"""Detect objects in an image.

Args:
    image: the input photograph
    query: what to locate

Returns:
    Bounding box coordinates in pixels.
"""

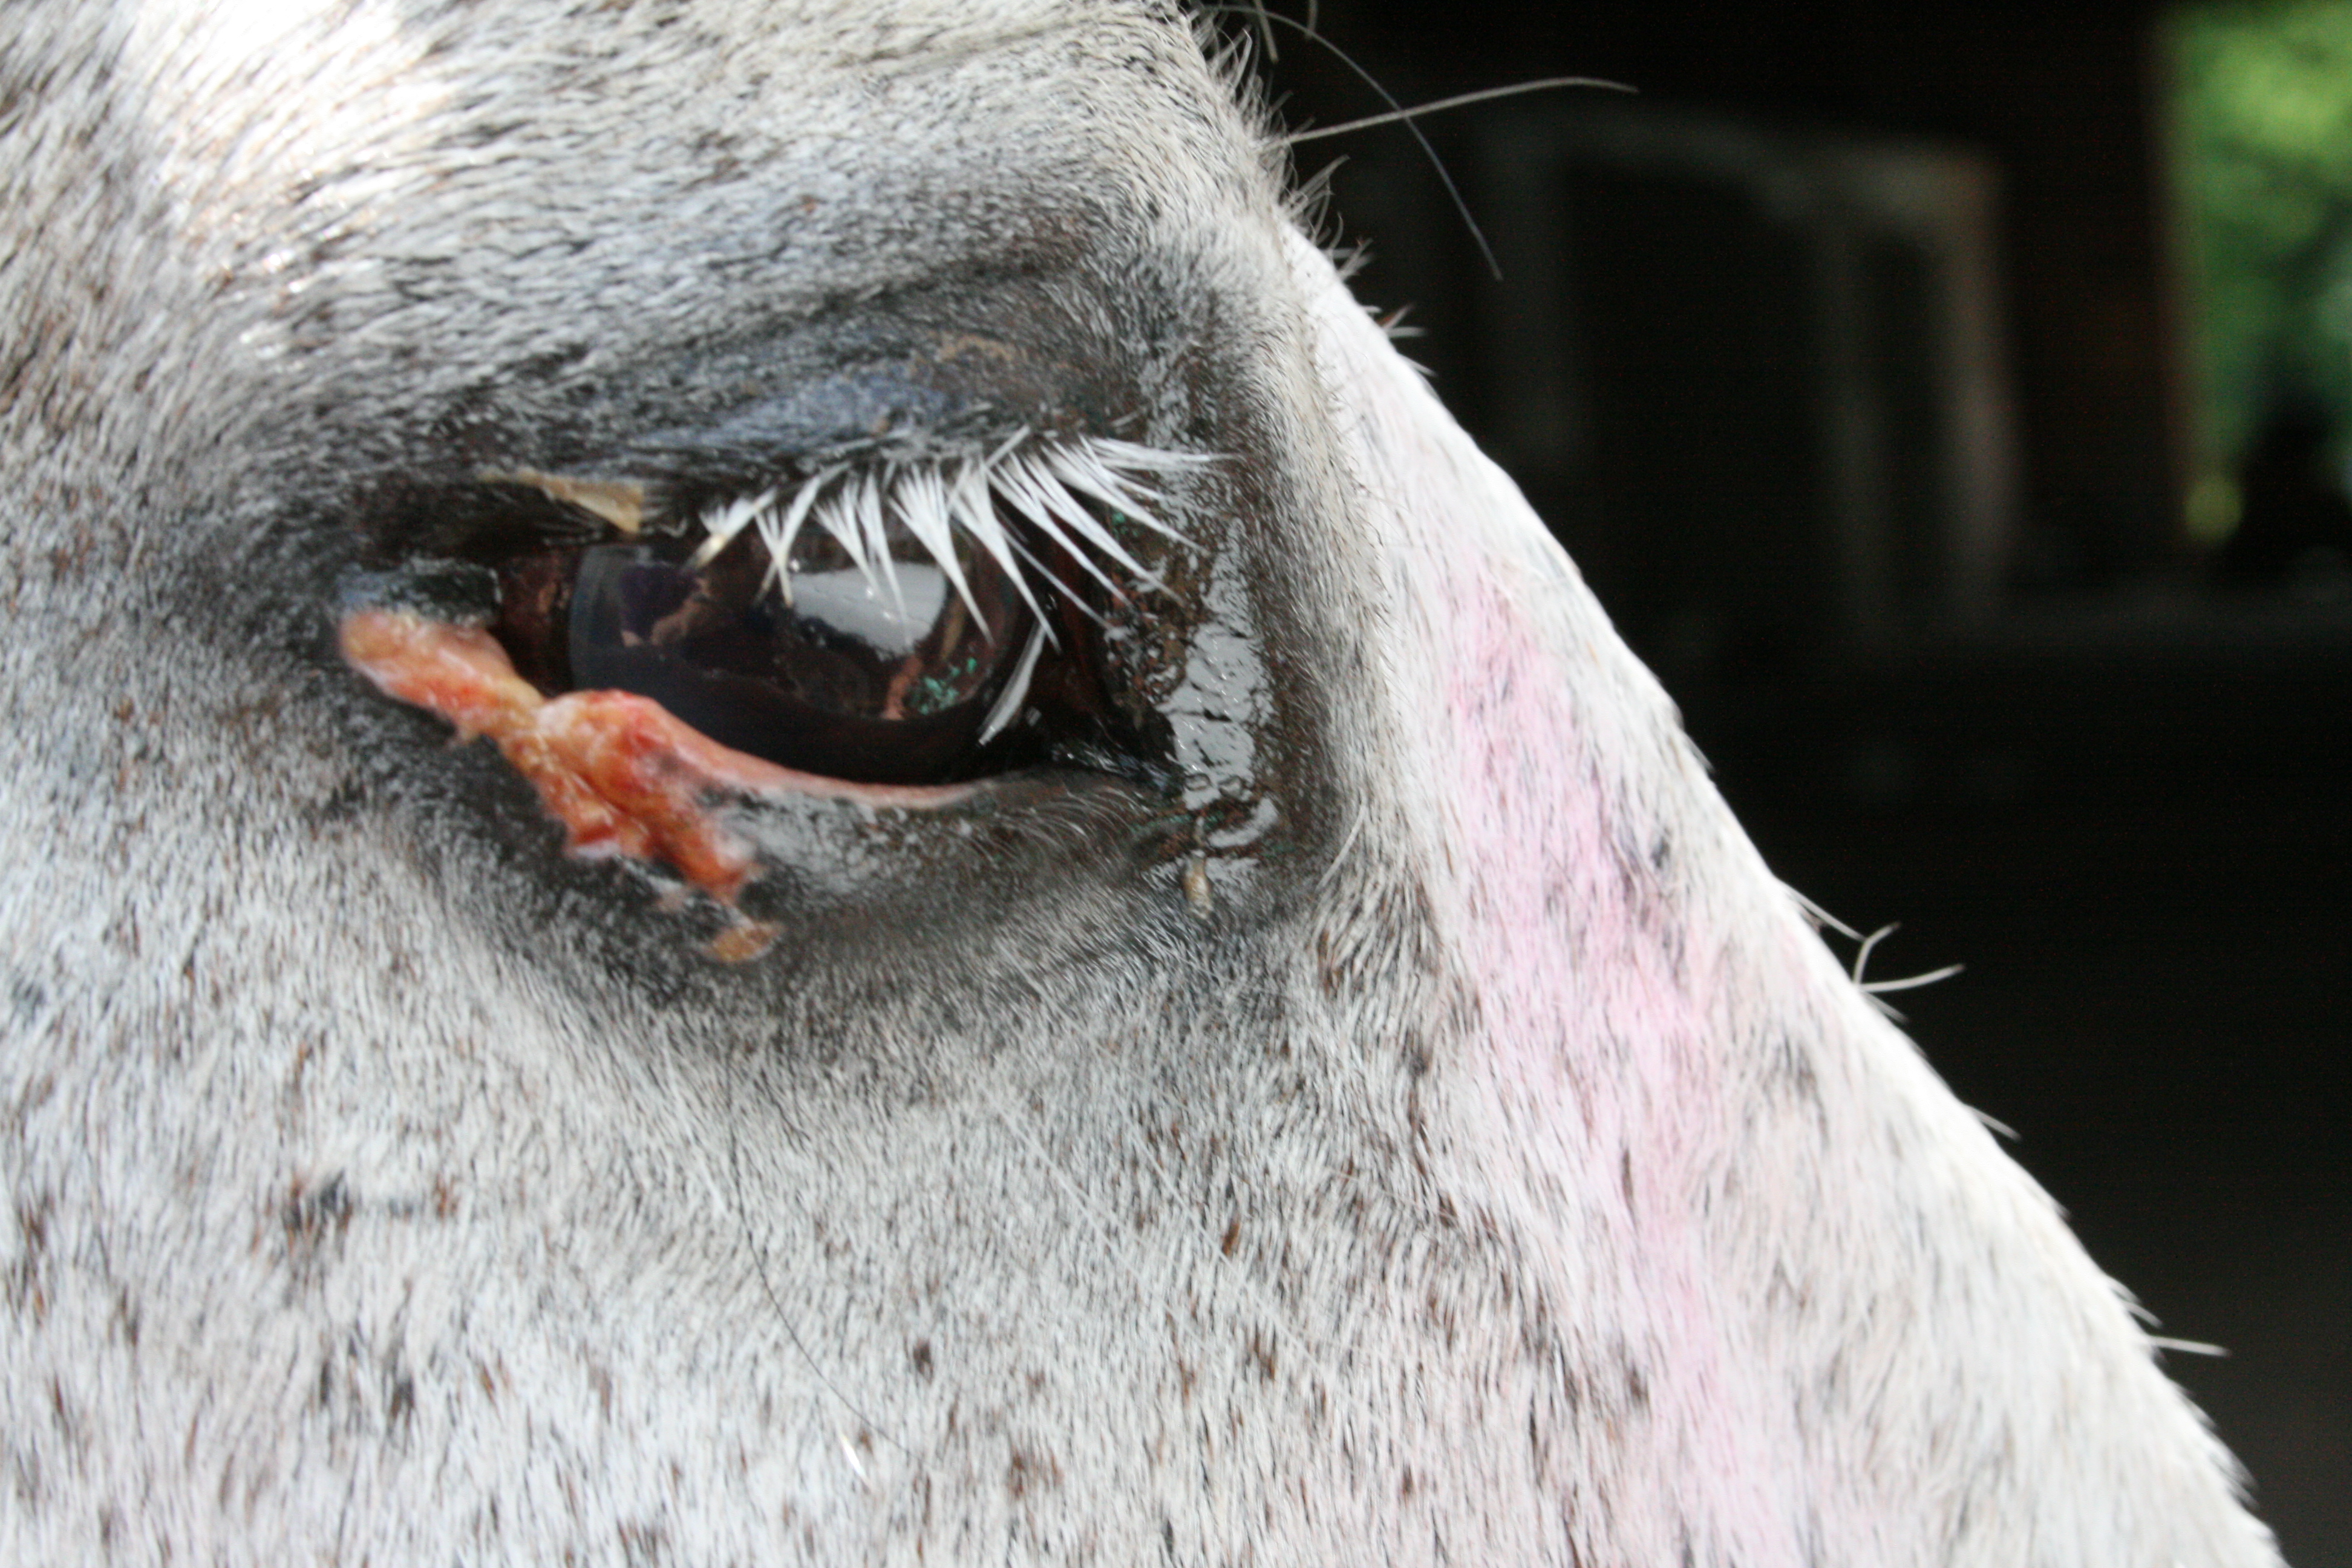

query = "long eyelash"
[684,433,1206,633]
[976,621,1051,745]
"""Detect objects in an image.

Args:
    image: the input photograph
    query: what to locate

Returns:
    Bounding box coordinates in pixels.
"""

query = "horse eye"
[385,437,1200,797]
[561,520,1037,786]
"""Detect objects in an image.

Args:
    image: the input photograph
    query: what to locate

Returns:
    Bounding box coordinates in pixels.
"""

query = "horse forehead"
[137,0,1148,88]
[74,0,1282,445]
[124,0,1236,226]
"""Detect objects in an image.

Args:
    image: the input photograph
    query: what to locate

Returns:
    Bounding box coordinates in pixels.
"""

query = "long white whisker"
[1007,533,1106,627]
[812,486,867,575]
[977,621,1049,745]
[864,466,910,620]
[855,469,899,612]
[948,455,1050,635]
[982,426,1031,472]
[1037,448,1174,588]
[1047,443,1161,523]
[893,465,984,625]
[1851,923,1897,987]
[689,434,1210,638]
[689,486,775,569]
[757,468,838,601]
[1086,435,1219,474]
[991,457,1128,597]
[1047,440,1192,541]
[1860,964,1965,996]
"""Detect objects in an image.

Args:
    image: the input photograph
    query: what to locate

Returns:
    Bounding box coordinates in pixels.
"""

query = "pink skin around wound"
[338,607,972,900]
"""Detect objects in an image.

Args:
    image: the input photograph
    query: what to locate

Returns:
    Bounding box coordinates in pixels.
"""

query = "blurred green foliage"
[2169,1,2352,535]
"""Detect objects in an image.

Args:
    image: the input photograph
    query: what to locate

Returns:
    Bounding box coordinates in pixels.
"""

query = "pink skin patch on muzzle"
[339,607,970,901]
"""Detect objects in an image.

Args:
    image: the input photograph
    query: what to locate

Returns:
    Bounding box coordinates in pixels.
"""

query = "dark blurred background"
[1241,2,2350,1558]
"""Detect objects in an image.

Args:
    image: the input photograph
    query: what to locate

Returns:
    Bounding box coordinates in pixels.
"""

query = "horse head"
[0,3,2282,1561]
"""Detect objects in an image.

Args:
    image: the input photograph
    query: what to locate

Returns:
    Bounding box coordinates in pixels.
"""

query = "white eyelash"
[684,432,1206,633]
[976,621,1050,745]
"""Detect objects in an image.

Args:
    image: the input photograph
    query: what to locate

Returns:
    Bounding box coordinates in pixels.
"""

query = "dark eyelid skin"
[341,269,1175,615]
[402,270,1158,523]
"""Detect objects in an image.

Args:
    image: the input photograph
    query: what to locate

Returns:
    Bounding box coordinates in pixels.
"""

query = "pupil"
[566,515,1026,785]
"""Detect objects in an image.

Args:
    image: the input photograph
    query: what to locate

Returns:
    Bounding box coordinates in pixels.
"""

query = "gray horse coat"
[0,2,2284,1563]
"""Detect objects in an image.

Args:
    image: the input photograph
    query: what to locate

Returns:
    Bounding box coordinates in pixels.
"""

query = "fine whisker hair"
[978,622,1051,745]
[1281,76,1635,145]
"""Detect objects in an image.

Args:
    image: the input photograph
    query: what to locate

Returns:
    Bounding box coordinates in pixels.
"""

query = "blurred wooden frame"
[1466,104,2022,655]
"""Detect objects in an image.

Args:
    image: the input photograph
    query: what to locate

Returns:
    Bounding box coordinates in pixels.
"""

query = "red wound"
[340,609,760,898]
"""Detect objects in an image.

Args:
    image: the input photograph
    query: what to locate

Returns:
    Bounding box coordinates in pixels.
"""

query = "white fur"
[0,2,2284,1563]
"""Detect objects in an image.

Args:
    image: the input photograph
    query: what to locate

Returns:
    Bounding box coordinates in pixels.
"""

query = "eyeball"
[461,436,1202,790]
[567,518,1034,786]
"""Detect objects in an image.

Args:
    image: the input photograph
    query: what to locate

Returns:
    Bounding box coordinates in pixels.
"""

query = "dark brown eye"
[567,518,1035,786]
[467,437,1200,789]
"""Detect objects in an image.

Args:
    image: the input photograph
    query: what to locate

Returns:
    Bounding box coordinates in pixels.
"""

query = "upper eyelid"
[413,281,1207,598]
[607,317,1129,477]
